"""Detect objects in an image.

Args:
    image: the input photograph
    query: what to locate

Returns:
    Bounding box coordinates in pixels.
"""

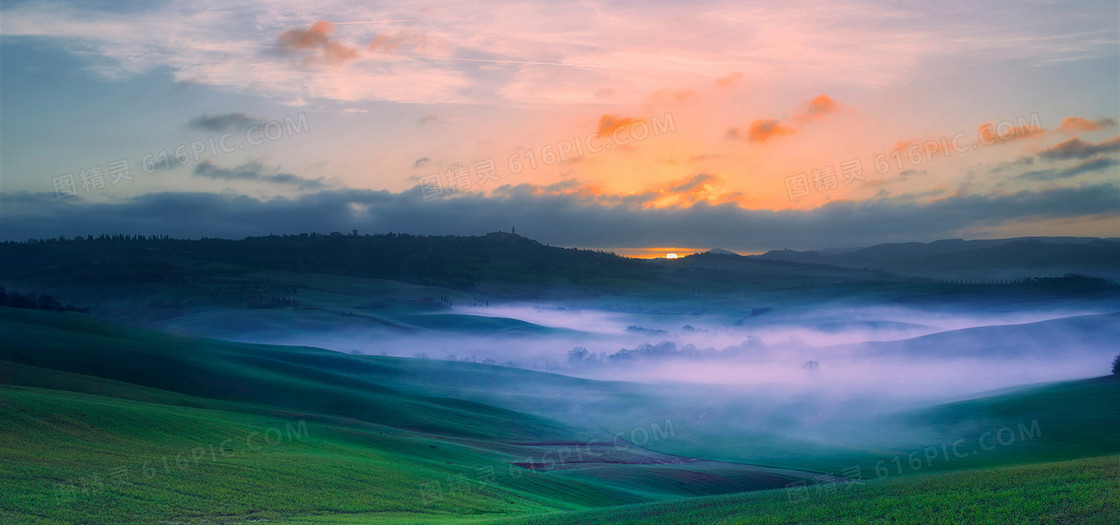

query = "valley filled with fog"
[187,295,1120,400]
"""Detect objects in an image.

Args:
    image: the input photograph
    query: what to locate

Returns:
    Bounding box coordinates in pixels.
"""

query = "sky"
[1,0,1117,256]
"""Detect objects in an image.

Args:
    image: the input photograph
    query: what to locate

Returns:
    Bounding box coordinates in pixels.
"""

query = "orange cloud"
[635,173,741,209]
[977,121,1044,144]
[796,94,838,121]
[731,95,837,142]
[747,118,794,142]
[597,114,637,137]
[276,21,357,64]
[1056,116,1117,134]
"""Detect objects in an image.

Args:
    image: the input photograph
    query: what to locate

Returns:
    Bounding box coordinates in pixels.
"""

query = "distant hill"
[6,234,1114,291]
[0,232,902,312]
[754,237,1120,280]
[704,248,740,256]
[828,311,1120,360]
[0,231,637,289]
[2,233,1116,337]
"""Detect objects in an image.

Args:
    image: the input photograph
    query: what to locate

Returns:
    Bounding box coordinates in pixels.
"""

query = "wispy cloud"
[988,133,1120,183]
[3,1,1114,105]
[1055,117,1117,134]
[1017,157,1119,182]
[194,160,326,189]
[188,112,268,132]
[1040,136,1120,161]
[368,30,440,54]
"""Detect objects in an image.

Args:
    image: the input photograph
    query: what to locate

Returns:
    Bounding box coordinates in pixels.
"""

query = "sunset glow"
[1,0,1117,252]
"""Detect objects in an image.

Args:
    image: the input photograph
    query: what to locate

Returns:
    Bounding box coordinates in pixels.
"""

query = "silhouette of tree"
[568,347,590,366]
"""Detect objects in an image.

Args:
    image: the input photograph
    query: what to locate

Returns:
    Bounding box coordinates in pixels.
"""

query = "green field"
[2,306,1118,523]
[485,454,1120,525]
[0,308,836,523]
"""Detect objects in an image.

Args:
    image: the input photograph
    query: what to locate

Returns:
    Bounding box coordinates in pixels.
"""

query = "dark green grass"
[484,454,1120,525]
[0,384,584,524]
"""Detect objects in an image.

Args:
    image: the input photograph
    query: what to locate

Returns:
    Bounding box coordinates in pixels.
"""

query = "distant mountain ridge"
[753,237,1120,280]
[1,233,1115,329]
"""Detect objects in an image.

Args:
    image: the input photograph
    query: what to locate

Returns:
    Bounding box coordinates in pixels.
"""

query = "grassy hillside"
[0,308,840,523]
[2,381,676,524]
[0,307,577,441]
[483,454,1120,525]
[3,306,1118,523]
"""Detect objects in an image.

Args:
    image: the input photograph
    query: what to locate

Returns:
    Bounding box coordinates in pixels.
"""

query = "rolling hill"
[3,306,1119,523]
[0,307,846,523]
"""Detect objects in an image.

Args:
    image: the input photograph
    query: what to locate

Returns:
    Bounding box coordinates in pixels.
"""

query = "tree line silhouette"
[0,287,89,313]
